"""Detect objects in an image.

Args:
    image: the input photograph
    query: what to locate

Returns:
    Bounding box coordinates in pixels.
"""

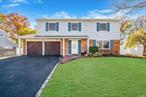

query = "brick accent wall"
[89,40,94,47]
[113,40,120,55]
[81,39,87,52]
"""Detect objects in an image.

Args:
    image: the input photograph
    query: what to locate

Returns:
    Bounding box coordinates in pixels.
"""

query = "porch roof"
[20,34,88,39]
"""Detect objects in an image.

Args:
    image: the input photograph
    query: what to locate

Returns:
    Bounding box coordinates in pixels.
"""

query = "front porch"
[19,35,89,56]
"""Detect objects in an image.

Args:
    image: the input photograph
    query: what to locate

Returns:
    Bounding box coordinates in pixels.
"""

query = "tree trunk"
[143,33,146,56]
[143,38,146,56]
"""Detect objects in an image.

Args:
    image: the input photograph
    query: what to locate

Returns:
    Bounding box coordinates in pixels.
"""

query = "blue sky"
[0,0,145,27]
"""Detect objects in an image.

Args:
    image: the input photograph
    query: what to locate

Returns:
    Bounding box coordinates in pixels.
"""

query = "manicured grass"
[41,57,146,97]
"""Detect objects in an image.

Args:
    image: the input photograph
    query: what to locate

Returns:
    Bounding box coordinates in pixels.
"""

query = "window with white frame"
[99,23,107,31]
[96,41,110,49]
[96,41,102,49]
[103,41,109,48]
[49,23,56,30]
[71,23,79,31]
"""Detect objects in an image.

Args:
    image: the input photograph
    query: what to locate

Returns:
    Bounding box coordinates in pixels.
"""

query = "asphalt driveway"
[0,56,60,97]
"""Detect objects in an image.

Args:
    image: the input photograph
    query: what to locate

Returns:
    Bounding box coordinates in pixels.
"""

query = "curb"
[0,55,18,60]
[35,58,61,97]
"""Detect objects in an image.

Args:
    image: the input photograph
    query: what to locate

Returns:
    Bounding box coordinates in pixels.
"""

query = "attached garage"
[45,42,60,55]
[27,41,42,56]
[26,41,60,56]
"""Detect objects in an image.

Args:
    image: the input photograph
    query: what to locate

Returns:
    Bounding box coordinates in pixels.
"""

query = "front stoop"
[61,55,81,64]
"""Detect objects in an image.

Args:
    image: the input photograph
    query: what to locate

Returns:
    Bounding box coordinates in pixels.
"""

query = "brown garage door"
[27,41,42,55]
[45,42,60,55]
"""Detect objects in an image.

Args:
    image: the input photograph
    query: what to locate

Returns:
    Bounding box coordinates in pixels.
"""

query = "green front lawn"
[41,57,146,97]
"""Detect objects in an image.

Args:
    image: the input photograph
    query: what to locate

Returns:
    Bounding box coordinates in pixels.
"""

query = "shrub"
[92,52,103,57]
[89,46,99,54]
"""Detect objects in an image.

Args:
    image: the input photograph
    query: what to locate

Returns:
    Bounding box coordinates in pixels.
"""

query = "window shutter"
[97,22,99,31]
[68,22,71,31]
[45,22,48,31]
[107,23,110,31]
[78,40,81,54]
[68,40,72,54]
[93,40,96,47]
[56,22,59,31]
[110,40,114,49]
[79,22,81,31]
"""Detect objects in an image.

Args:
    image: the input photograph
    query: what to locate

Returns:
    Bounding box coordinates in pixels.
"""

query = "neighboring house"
[19,19,120,56]
[0,29,17,49]
[120,35,144,56]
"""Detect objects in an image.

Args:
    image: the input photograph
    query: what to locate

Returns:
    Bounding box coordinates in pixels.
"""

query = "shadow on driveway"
[0,56,60,97]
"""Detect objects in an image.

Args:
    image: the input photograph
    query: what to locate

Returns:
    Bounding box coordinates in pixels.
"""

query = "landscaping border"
[35,58,61,97]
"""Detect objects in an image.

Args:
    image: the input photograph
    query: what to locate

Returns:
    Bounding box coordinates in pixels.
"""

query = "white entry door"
[71,40,78,54]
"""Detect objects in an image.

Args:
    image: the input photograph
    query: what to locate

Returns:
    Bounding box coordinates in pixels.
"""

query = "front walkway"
[61,55,81,64]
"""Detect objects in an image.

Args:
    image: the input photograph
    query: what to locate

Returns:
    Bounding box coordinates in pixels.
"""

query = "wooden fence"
[0,49,16,57]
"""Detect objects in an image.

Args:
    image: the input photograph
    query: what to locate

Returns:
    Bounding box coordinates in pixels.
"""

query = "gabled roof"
[36,18,120,22]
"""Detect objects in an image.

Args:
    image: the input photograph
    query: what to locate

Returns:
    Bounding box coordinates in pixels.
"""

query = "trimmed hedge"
[89,46,99,54]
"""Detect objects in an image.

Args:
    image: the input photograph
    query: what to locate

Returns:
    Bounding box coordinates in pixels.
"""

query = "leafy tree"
[114,0,146,55]
[19,28,37,36]
[126,16,146,55]
[0,13,30,38]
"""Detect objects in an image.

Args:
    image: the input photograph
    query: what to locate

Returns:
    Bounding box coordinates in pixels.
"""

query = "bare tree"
[114,0,146,11]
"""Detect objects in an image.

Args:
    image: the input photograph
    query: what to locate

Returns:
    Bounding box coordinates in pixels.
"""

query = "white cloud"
[98,9,113,13]
[11,0,28,4]
[3,3,20,8]
[42,11,77,19]
[1,0,44,8]
[41,9,141,20]
[82,10,110,19]
[35,0,43,3]
[112,9,131,18]
[82,9,132,19]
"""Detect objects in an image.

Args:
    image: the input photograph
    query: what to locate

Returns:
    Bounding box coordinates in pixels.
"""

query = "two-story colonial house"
[19,19,120,56]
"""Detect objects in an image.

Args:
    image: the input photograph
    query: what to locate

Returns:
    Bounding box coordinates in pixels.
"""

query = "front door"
[71,40,78,54]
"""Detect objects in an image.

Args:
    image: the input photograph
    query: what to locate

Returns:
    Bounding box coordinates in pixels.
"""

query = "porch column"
[87,38,89,54]
[18,37,21,56]
[42,40,45,56]
[63,38,65,56]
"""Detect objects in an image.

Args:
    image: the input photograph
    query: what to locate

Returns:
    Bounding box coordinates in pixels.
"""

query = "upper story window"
[99,23,107,31]
[97,22,110,31]
[49,23,56,30]
[46,22,59,31]
[72,23,79,31]
[68,22,81,31]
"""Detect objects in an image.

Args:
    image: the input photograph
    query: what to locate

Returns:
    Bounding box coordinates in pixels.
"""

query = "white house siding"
[36,19,120,41]
[0,29,17,49]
